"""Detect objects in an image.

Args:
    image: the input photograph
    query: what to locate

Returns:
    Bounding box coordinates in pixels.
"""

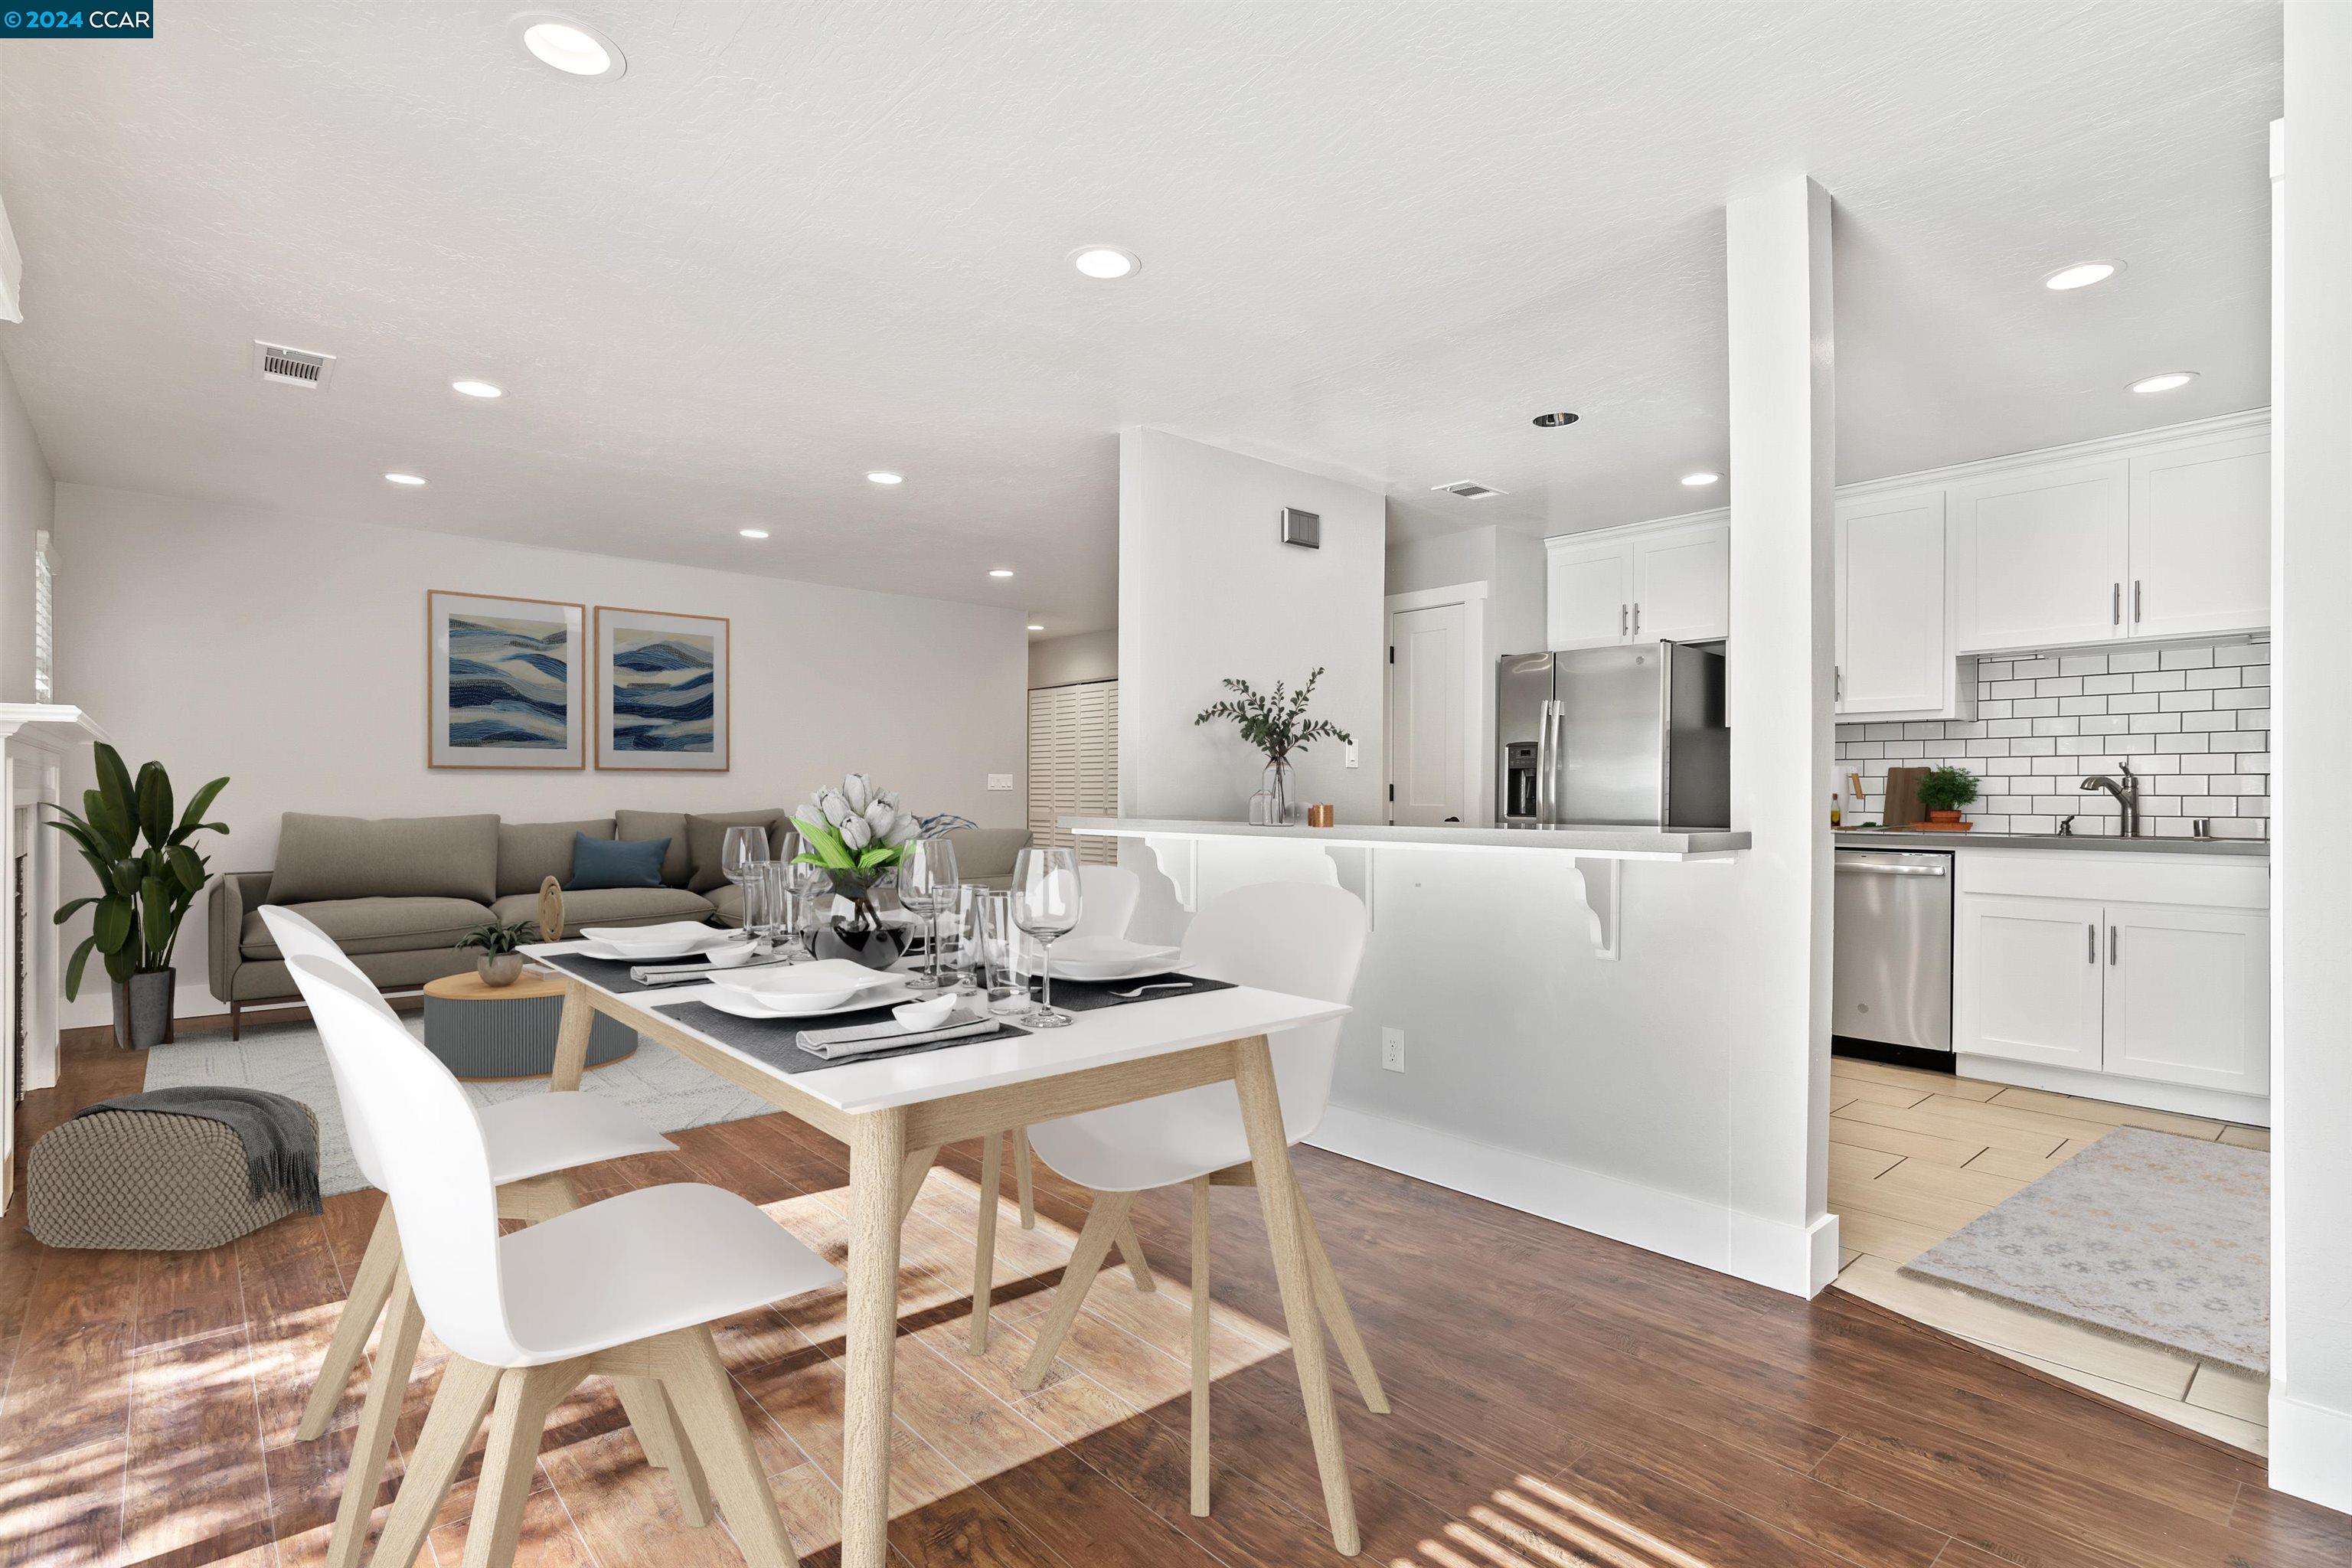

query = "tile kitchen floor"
[1828,1055,2272,1455]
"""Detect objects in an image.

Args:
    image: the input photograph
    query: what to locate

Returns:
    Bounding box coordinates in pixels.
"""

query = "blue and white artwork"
[428,593,586,769]
[596,607,730,771]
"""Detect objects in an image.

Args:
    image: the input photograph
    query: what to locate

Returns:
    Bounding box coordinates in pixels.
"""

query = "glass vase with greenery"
[1193,667,1354,824]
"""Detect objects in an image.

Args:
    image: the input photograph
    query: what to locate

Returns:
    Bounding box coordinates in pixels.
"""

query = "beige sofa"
[209,809,1028,1036]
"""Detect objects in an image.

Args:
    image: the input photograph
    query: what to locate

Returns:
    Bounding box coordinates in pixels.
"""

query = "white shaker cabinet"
[1544,518,1728,649]
[1836,488,1949,717]
[1955,894,2108,1071]
[2102,903,2269,1096]
[2127,431,2271,640]
[1949,459,2130,653]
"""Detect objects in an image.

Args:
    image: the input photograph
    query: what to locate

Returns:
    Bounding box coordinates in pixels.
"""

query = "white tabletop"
[521,940,1348,1115]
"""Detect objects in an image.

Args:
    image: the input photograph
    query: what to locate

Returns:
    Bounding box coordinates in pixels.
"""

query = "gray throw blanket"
[74,1086,322,1214]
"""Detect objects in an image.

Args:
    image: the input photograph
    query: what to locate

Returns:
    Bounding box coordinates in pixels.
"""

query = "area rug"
[142,1015,779,1198]
[1903,1126,2269,1373]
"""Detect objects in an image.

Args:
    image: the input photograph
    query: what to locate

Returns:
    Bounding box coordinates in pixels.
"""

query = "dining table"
[518,936,1365,1566]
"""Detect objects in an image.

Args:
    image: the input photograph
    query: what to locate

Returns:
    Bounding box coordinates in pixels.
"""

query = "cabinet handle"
[2112,583,2122,626]
[2109,925,2118,965]
[1633,603,1642,638]
[2088,923,2097,962]
[1835,665,1843,701]
[2135,580,2143,623]
[1620,604,1628,638]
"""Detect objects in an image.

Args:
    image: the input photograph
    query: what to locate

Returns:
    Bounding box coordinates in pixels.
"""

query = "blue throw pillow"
[567,833,669,890]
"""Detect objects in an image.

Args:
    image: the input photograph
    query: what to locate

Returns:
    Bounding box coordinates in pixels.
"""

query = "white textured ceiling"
[0,2,2279,634]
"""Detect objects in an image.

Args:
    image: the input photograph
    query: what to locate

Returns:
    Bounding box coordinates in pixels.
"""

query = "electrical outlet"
[986,774,1014,791]
[1380,1027,1405,1073]
[1345,741,1360,769]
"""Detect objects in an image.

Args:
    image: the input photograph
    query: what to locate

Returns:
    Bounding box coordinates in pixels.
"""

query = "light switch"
[986,774,1015,791]
[1344,742,1360,769]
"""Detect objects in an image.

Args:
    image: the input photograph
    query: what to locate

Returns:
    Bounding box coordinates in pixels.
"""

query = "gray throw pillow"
[266,812,499,905]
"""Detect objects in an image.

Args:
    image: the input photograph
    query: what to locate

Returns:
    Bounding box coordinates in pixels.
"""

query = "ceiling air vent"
[253,340,336,390]
[1431,480,1507,500]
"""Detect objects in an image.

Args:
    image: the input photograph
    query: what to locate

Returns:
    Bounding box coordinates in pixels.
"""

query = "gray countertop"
[1835,828,2267,858]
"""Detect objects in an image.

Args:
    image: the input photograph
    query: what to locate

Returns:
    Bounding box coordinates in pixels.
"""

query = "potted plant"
[792,773,923,969]
[1193,667,1354,825]
[47,744,230,1050]
[1916,766,1980,827]
[456,919,541,986]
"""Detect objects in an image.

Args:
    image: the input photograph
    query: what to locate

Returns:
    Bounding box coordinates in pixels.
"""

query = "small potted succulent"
[1916,766,1980,828]
[792,773,923,969]
[456,918,540,986]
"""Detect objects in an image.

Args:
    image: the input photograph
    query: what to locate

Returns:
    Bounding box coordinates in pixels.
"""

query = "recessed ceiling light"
[1027,623,1045,632]
[2043,260,2124,291]
[1681,471,1721,487]
[1531,412,1579,428]
[384,472,426,486]
[451,378,503,399]
[1069,245,1141,280]
[988,569,1015,579]
[739,528,769,539]
[2130,371,2198,394]
[867,471,903,485]
[518,15,626,79]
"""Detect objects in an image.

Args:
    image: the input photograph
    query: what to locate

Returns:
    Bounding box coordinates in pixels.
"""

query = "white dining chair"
[969,862,1151,1352]
[1013,880,1387,1519]
[260,907,678,1568]
[292,954,839,1568]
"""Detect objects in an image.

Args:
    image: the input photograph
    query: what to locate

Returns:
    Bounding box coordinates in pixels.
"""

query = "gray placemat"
[1029,972,1236,1012]
[648,997,1031,1076]
[537,947,753,995]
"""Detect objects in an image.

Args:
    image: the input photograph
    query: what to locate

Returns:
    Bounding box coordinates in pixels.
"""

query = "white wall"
[2269,3,2352,1510]
[0,351,50,702]
[1117,428,1385,823]
[1385,521,1545,656]
[1027,629,1117,689]
[52,483,1029,1026]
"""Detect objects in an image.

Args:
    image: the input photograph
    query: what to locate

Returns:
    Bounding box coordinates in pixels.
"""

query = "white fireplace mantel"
[2,703,107,1210]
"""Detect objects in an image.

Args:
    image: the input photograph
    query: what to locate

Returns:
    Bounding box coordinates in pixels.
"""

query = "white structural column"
[1724,175,1839,1295]
[2270,3,2352,1511]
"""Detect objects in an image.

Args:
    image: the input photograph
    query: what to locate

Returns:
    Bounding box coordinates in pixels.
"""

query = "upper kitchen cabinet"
[1949,458,2131,652]
[1836,486,1950,717]
[2127,430,2270,639]
[1545,515,1728,650]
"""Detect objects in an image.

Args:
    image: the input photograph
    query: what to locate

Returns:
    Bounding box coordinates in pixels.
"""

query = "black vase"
[111,969,175,1050]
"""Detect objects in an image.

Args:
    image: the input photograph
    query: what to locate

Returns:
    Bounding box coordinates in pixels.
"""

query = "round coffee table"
[420,969,637,1081]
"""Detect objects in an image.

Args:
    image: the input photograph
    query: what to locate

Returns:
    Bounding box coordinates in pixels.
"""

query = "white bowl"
[891,995,958,1031]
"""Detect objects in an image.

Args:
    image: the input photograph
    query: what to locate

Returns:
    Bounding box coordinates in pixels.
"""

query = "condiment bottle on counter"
[1830,792,1843,828]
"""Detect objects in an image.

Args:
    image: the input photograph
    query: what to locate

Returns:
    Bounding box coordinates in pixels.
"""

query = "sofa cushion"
[242,897,495,961]
[494,887,712,929]
[614,810,692,887]
[567,834,669,890]
[497,818,616,896]
[945,828,1029,888]
[684,810,789,893]
[268,813,499,905]
[706,881,745,929]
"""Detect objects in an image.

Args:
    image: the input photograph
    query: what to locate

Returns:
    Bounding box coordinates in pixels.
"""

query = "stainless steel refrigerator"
[1496,644,1730,828]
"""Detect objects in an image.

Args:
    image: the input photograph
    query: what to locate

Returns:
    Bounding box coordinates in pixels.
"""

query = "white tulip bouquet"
[792,773,922,899]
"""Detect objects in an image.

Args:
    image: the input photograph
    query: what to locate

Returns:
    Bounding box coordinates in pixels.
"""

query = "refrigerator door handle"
[1537,697,1560,825]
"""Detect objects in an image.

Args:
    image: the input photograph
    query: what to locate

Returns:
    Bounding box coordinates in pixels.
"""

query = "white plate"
[578,923,739,962]
[710,960,900,1009]
[1048,936,1186,982]
[696,978,911,1021]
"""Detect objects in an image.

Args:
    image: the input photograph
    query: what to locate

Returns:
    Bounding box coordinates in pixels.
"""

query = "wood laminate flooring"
[4,1037,2344,1568]
[1828,1056,2272,1457]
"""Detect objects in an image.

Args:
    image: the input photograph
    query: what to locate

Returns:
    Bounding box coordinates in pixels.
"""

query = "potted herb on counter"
[1916,766,1980,830]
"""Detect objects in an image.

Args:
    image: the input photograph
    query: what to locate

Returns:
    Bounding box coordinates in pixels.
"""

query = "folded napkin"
[798,1009,1002,1060]
[629,955,792,986]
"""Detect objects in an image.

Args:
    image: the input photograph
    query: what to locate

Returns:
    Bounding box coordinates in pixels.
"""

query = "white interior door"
[1387,601,1469,826]
[1955,893,2107,1069]
[2103,903,2270,1096]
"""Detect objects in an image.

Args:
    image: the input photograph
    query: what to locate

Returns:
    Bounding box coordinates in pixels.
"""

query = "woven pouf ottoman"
[421,969,637,1080]
[28,1101,321,1250]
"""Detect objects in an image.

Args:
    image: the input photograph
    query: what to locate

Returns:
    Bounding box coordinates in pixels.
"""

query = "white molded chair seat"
[497,1183,840,1364]
[479,1093,675,1184]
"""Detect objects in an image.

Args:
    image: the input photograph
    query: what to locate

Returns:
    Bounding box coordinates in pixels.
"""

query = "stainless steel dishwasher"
[1833,848,1954,1059]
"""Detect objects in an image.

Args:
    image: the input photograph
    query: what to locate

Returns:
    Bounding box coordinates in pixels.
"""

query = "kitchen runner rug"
[1902,1125,2269,1373]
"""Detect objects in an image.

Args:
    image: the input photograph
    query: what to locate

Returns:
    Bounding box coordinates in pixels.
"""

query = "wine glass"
[1010,847,1083,1029]
[897,838,962,995]
[720,825,771,939]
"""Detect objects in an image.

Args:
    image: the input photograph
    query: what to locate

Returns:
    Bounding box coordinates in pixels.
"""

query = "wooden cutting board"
[1882,766,1928,830]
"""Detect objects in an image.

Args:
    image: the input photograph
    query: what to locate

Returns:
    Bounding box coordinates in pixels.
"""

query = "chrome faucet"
[2079,763,2141,838]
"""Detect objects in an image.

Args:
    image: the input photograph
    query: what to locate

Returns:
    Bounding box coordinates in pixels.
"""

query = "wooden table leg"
[1013,1126,1036,1228]
[1232,1035,1359,1556]
[550,978,595,1093]
[897,1144,942,1227]
[970,1132,1003,1354]
[1190,1174,1212,1517]
[841,1106,909,1568]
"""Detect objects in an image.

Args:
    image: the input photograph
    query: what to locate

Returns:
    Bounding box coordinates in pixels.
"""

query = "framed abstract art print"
[426,591,586,769]
[594,605,730,771]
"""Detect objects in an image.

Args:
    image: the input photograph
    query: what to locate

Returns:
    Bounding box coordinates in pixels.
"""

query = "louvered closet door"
[1026,681,1119,862]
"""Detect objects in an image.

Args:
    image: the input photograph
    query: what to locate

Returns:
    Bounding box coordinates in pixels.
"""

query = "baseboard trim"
[1955,1054,2269,1128]
[1308,1103,1831,1298]
[2267,1392,2352,1514]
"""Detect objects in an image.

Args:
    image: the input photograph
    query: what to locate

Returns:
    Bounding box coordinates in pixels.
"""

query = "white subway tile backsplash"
[1835,636,2269,833]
